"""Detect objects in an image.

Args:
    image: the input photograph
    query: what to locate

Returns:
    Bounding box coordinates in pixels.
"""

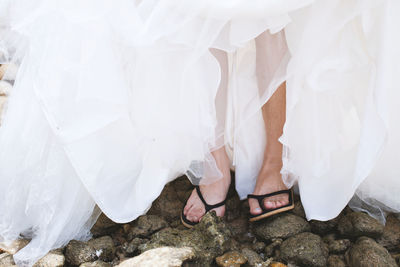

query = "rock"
[309,215,341,235]
[254,214,310,241]
[65,240,97,266]
[251,241,265,253]
[88,236,116,262]
[91,213,119,237]
[33,249,65,267]
[291,202,306,219]
[327,239,351,254]
[264,239,282,257]
[80,260,111,267]
[0,253,15,266]
[116,247,194,267]
[377,214,400,251]
[215,251,247,267]
[0,239,29,254]
[240,247,270,267]
[170,176,193,204]
[140,212,234,266]
[66,236,115,266]
[280,232,328,267]
[147,182,184,222]
[345,237,397,267]
[128,215,168,239]
[121,238,147,257]
[0,81,12,96]
[338,212,384,239]
[225,194,242,222]
[226,217,250,243]
[327,255,346,267]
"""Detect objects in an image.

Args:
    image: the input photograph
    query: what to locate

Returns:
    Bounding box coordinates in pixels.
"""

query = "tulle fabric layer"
[282,0,400,222]
[0,0,313,266]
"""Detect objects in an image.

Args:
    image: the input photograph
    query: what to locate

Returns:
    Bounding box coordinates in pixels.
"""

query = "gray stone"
[251,241,266,253]
[215,251,247,267]
[240,247,267,267]
[328,238,351,254]
[254,214,310,241]
[65,240,97,266]
[116,247,194,267]
[66,236,115,266]
[338,212,384,239]
[88,236,115,262]
[377,214,400,251]
[280,232,328,267]
[345,237,397,267]
[122,238,147,256]
[139,212,234,266]
[327,255,346,267]
[128,215,168,239]
[264,239,282,257]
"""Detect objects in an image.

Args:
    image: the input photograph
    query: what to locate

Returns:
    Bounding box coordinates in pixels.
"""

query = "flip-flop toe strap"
[247,189,293,212]
[195,186,226,212]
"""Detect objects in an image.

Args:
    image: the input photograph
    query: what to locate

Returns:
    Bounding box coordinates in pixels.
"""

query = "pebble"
[216,251,247,267]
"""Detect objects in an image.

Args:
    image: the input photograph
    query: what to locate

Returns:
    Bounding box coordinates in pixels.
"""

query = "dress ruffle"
[281,0,400,222]
[0,0,312,266]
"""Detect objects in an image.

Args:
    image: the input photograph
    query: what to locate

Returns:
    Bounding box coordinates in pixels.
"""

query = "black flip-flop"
[247,188,294,222]
[181,185,227,228]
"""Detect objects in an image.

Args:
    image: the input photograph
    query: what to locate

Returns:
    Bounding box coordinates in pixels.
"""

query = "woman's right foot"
[182,148,231,224]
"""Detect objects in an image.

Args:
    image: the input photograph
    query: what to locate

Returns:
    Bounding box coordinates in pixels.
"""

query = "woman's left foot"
[248,166,289,216]
[182,171,231,225]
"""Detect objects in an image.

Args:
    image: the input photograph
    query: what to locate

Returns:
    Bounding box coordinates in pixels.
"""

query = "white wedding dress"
[0,0,399,266]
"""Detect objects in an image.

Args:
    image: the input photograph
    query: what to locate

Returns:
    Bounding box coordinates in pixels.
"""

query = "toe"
[187,205,204,222]
[276,200,284,208]
[183,203,192,215]
[264,200,276,210]
[249,198,262,215]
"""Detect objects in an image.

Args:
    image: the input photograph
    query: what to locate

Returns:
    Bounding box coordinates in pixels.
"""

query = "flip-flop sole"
[249,203,295,222]
[180,212,196,228]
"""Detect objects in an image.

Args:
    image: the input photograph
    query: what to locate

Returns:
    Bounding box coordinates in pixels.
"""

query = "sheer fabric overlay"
[0,0,312,266]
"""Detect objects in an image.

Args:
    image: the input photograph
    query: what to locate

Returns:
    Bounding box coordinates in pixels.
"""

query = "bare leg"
[183,49,231,223]
[248,31,289,215]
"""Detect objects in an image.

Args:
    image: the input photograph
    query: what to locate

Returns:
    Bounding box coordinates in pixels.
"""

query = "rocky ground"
[1,175,400,267]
